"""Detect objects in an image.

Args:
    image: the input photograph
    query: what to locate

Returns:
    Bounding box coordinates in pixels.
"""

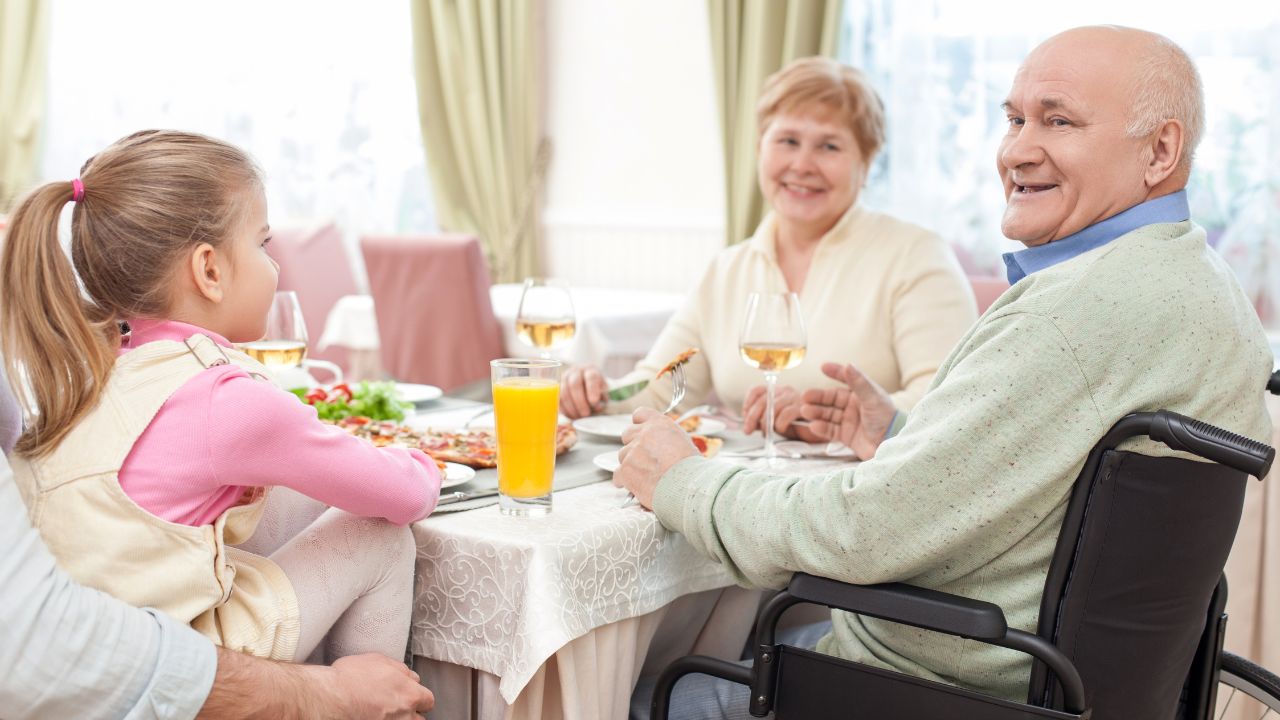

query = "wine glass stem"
[764,371,778,460]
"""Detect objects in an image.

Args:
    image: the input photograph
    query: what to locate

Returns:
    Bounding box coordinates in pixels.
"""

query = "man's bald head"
[1039,26,1204,173]
[998,26,1200,246]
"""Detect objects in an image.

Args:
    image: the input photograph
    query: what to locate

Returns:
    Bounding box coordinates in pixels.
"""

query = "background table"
[319,284,685,381]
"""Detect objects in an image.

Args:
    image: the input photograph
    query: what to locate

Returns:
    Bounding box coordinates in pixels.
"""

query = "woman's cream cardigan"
[607,203,978,414]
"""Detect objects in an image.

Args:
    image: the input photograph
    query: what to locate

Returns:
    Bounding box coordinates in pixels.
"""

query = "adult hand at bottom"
[326,654,436,719]
[615,407,699,509]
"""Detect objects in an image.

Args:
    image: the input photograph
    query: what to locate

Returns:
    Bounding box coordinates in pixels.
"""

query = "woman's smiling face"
[757,109,866,237]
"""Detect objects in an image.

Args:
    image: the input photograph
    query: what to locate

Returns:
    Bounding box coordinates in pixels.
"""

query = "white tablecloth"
[405,401,851,718]
[319,285,685,379]
[413,585,763,720]
[317,293,380,351]
[411,480,740,704]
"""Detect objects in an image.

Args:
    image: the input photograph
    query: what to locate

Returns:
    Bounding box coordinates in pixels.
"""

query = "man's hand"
[560,365,608,419]
[325,654,436,719]
[800,362,897,460]
[615,407,699,509]
[200,649,434,720]
[741,384,822,442]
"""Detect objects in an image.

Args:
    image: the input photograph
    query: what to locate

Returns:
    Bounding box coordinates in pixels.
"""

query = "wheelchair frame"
[651,406,1277,719]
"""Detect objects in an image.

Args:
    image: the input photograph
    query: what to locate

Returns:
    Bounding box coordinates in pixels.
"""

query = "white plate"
[440,462,476,489]
[683,418,726,436]
[572,414,727,439]
[593,451,621,473]
[397,383,443,404]
[572,414,633,440]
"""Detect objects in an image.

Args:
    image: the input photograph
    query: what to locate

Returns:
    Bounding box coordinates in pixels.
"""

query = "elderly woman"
[560,57,976,436]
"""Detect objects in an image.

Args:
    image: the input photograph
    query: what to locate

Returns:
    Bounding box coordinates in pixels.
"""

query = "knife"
[437,489,500,506]
[607,379,649,402]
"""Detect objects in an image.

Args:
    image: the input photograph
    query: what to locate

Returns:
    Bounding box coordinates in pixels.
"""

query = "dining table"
[404,399,852,720]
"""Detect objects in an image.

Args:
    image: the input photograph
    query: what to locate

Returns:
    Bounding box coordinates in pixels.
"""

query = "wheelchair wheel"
[1216,652,1280,718]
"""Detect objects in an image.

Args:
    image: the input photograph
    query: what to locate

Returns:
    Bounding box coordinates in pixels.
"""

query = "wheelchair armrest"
[782,573,1008,640]
[758,574,1088,714]
[1148,410,1273,479]
[650,655,752,720]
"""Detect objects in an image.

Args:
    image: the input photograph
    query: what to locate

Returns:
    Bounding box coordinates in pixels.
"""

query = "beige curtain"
[409,0,546,283]
[0,0,49,212]
[709,0,842,246]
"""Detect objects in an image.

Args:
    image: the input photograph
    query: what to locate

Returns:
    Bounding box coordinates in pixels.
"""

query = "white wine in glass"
[239,290,343,387]
[516,278,576,359]
[740,343,807,372]
[240,339,307,367]
[739,292,806,464]
[240,291,310,369]
[516,318,577,349]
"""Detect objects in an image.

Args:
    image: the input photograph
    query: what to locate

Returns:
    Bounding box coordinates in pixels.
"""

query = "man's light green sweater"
[653,220,1273,699]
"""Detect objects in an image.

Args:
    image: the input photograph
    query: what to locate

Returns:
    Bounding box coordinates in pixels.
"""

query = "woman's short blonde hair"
[756,56,886,162]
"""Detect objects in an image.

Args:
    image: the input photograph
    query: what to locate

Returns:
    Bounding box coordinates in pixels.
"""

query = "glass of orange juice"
[491,358,562,516]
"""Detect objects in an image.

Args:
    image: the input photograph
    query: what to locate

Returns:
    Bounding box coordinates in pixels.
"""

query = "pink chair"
[360,234,505,391]
[267,223,360,375]
[968,275,1011,314]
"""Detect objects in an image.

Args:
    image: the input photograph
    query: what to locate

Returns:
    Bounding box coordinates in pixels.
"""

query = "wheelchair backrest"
[1029,448,1248,719]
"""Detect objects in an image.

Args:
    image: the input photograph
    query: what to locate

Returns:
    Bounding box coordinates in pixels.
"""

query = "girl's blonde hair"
[0,129,262,457]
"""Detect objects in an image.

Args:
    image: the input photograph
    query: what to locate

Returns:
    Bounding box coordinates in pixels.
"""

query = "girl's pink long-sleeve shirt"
[117,319,440,526]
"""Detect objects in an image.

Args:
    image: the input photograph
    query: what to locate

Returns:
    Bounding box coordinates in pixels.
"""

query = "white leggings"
[236,488,417,663]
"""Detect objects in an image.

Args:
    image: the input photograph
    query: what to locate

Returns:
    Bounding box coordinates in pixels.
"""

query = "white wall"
[542,0,726,293]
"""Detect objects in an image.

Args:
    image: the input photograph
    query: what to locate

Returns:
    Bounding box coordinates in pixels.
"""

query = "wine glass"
[739,292,806,464]
[515,278,576,360]
[239,290,342,387]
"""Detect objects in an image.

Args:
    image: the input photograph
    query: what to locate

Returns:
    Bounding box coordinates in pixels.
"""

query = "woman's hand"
[559,365,608,419]
[741,384,822,442]
[615,407,699,509]
[800,362,897,460]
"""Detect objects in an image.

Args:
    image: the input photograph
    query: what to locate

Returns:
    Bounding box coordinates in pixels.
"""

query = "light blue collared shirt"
[0,452,218,719]
[1002,190,1190,285]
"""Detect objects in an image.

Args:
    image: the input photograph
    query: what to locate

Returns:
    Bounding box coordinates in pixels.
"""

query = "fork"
[620,364,688,508]
[662,363,688,416]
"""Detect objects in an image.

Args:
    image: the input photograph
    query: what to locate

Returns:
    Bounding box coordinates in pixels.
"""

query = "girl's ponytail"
[1,181,118,457]
[1,130,261,458]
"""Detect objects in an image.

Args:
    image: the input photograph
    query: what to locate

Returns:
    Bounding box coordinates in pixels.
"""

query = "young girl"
[0,130,441,663]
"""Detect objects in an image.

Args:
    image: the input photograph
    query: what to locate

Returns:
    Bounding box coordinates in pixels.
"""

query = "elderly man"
[618,25,1272,716]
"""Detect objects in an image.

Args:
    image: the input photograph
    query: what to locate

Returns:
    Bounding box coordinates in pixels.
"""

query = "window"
[840,0,1280,324]
[41,0,436,268]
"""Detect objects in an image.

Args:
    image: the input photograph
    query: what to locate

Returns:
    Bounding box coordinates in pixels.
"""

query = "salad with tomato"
[289,381,411,422]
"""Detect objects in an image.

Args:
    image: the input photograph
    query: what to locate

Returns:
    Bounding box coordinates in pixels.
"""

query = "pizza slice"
[667,412,701,433]
[555,423,579,455]
[418,429,498,469]
[690,434,723,458]
[415,424,578,469]
[656,347,699,379]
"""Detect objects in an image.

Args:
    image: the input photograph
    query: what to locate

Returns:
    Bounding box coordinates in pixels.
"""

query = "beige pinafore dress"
[10,334,300,660]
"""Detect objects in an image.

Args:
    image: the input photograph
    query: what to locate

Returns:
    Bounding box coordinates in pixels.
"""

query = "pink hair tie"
[71,178,85,203]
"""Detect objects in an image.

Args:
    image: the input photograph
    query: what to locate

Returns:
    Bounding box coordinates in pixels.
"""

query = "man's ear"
[188,243,225,304]
[1145,118,1186,188]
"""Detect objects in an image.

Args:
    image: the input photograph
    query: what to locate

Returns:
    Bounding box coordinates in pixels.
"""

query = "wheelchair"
[652,373,1280,719]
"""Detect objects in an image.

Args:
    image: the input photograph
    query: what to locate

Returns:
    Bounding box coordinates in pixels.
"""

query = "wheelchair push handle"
[1149,410,1274,479]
